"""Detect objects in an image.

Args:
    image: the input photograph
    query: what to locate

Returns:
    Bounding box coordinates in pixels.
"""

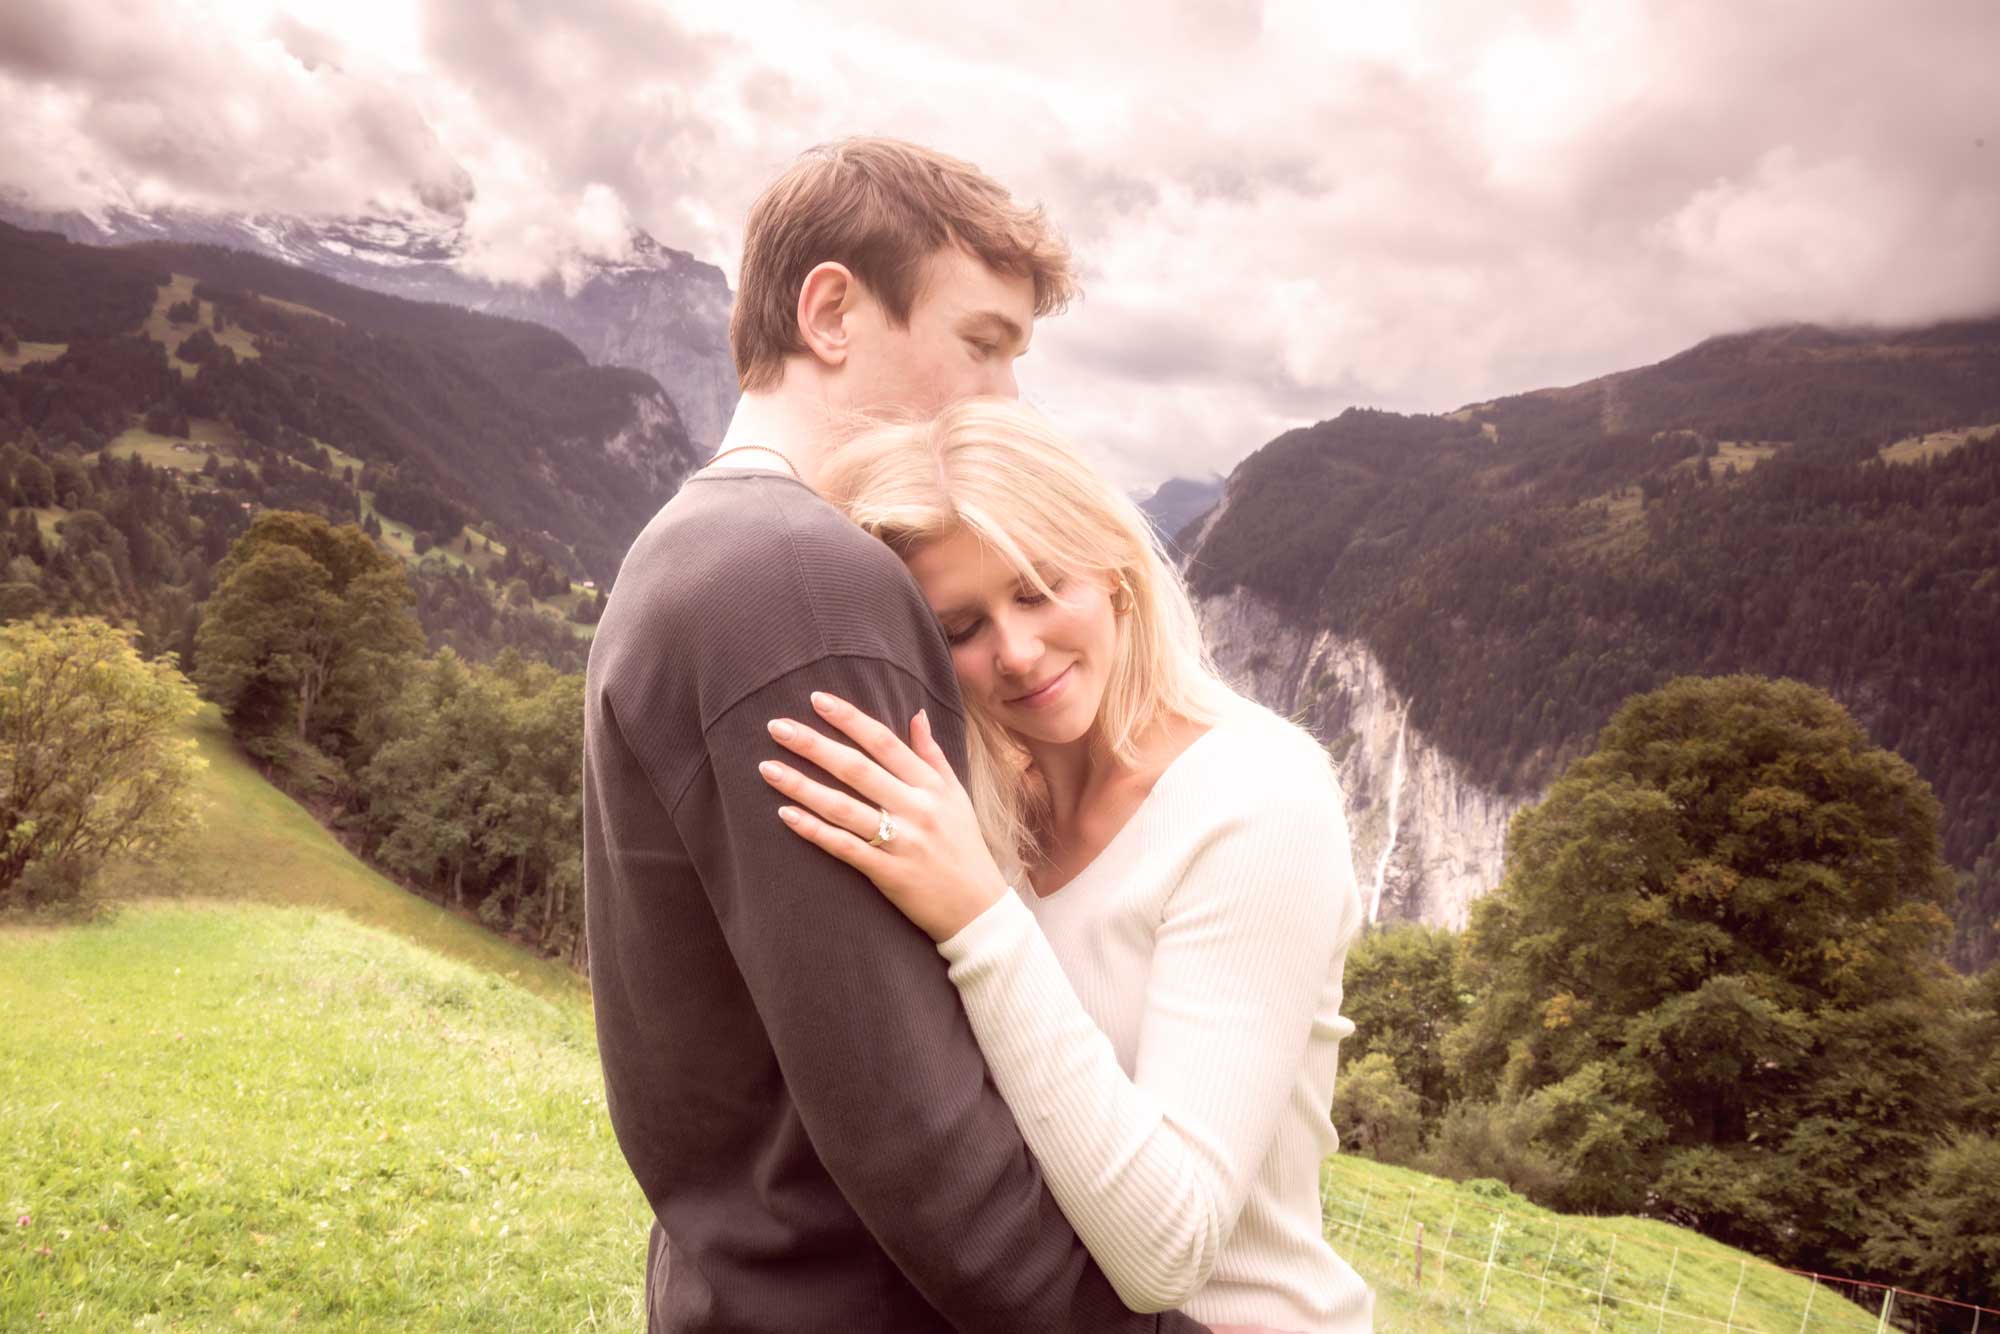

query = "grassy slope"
[1321,1157,1883,1331]
[0,903,647,1330]
[40,269,600,633]
[91,705,585,1004]
[1,710,1895,1330]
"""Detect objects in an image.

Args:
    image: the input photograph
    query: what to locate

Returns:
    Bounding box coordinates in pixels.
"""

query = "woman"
[755,397,1374,1333]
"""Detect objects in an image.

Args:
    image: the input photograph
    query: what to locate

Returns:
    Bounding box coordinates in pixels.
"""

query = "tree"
[1331,1052,1423,1164]
[360,650,501,907]
[176,328,219,367]
[16,456,54,507]
[0,617,205,905]
[1447,675,1959,1271]
[1954,837,2000,972]
[193,511,423,756]
[1341,923,1469,1122]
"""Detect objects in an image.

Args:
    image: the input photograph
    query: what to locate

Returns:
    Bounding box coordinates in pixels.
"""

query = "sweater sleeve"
[937,750,1360,1312]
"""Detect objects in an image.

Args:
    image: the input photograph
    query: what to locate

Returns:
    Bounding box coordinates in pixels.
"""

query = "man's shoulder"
[590,475,955,725]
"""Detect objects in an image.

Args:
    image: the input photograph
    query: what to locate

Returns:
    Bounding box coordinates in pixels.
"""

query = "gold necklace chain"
[706,445,803,482]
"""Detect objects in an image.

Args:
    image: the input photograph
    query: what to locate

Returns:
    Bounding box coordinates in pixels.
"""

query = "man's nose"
[990,360,1019,400]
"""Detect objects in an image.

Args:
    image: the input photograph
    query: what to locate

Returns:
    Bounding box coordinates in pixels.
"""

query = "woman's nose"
[993,615,1041,675]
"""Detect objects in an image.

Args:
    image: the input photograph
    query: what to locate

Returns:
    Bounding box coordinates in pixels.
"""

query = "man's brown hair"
[730,137,1078,392]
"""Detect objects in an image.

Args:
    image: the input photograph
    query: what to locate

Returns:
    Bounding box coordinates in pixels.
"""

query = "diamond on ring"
[868,808,898,847]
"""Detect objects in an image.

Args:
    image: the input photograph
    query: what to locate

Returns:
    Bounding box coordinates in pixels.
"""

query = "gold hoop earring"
[1110,579,1134,615]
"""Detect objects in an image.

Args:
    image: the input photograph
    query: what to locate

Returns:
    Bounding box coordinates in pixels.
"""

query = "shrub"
[0,617,205,907]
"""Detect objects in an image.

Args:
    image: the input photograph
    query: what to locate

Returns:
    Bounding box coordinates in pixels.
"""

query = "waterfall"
[1368,708,1409,922]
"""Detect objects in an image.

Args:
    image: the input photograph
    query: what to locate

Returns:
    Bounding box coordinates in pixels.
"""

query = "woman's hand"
[760,691,1010,943]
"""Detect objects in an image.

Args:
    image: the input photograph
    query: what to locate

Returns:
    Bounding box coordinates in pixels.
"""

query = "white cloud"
[3,0,1996,490]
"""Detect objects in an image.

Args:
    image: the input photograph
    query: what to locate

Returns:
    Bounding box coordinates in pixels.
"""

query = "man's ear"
[797,261,858,368]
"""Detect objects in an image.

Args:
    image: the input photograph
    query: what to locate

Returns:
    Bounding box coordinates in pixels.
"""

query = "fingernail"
[778,806,801,825]
[759,761,782,780]
[917,708,929,729]
[768,719,793,740]
[811,691,834,713]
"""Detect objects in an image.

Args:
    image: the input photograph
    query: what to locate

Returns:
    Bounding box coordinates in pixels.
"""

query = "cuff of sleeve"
[936,887,1034,973]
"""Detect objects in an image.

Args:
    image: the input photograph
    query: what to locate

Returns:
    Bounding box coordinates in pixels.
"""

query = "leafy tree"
[176,328,219,367]
[0,617,204,905]
[1341,923,1469,1121]
[0,582,45,621]
[1954,838,2000,972]
[360,650,500,906]
[1865,1131,2000,1308]
[16,455,54,507]
[193,511,422,754]
[1331,1052,1423,1164]
[1447,675,1959,1272]
[1418,1099,1570,1200]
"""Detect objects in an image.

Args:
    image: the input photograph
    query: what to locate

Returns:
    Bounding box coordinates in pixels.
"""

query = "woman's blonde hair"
[817,397,1237,880]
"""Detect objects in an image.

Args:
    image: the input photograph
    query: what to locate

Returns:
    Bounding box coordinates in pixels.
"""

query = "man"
[584,139,1215,1332]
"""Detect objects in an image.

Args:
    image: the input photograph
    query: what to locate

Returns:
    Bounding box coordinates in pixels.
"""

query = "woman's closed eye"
[941,582,1059,646]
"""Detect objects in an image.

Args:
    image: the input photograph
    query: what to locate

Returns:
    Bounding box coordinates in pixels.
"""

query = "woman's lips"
[1008,664,1072,709]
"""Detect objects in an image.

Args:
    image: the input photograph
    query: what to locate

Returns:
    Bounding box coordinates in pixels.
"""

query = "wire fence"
[1319,1163,1999,1333]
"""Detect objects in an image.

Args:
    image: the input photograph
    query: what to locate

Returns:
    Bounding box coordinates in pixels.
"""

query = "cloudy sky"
[2,0,1996,489]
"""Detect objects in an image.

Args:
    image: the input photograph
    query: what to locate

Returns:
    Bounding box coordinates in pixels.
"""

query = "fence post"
[1656,1246,1679,1332]
[1393,1186,1414,1245]
[1798,1275,1818,1334]
[1414,1222,1425,1286]
[1532,1227,1562,1328]
[1874,1288,1894,1333]
[1725,1257,1746,1331]
[1438,1202,1459,1293]
[1479,1218,1505,1307]
[1591,1236,1619,1333]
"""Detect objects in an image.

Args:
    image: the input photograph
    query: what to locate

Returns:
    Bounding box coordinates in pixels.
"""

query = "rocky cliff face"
[1197,588,1528,928]
[0,198,738,449]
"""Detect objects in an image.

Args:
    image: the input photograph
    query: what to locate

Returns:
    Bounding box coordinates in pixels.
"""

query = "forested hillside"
[0,220,701,671]
[1189,320,2000,965]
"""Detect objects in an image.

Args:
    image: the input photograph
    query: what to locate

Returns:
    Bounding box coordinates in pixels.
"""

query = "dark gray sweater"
[583,469,1209,1334]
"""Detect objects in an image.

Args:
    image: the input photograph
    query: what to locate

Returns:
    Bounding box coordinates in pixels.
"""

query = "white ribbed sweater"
[938,699,1375,1332]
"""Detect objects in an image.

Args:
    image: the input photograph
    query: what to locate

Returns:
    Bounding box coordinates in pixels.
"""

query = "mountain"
[0,196,738,450]
[1184,319,2000,965]
[0,218,705,667]
[1134,474,1224,546]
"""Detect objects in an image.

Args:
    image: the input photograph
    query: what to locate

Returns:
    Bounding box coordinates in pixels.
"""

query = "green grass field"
[0,711,1911,1330]
[0,903,648,1330]
[0,340,65,373]
[141,275,261,377]
[100,428,213,474]
[1320,1157,1883,1331]
[1881,423,1997,466]
[90,706,585,1004]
